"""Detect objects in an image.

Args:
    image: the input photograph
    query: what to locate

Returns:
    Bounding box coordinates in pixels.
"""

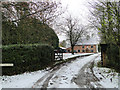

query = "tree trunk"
[71,45,74,55]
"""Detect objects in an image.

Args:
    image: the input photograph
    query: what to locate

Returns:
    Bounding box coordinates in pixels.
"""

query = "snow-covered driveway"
[32,53,100,88]
[1,53,95,88]
[3,53,117,89]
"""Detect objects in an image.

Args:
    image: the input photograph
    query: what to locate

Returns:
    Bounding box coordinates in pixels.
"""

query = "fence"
[54,50,63,61]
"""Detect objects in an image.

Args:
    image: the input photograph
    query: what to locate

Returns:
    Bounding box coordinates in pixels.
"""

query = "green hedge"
[2,18,59,48]
[2,44,54,75]
[106,44,120,73]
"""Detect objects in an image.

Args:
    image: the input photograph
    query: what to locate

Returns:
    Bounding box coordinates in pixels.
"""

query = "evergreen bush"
[2,18,59,48]
[106,44,120,72]
[2,44,54,75]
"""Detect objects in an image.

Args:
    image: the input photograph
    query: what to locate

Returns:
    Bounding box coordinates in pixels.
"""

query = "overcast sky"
[60,0,92,25]
[56,0,96,34]
[56,0,100,43]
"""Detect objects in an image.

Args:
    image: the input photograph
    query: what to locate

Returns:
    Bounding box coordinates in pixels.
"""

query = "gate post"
[52,50,55,61]
[100,44,108,66]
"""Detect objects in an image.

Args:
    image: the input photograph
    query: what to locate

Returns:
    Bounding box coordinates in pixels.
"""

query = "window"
[74,50,77,53]
[82,50,85,52]
[91,45,93,48]
[82,45,84,48]
[68,50,70,52]
[91,50,94,52]
[78,50,80,52]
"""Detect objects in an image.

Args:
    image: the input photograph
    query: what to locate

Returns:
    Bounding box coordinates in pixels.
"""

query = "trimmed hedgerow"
[105,44,120,73]
[2,44,54,75]
[2,18,59,48]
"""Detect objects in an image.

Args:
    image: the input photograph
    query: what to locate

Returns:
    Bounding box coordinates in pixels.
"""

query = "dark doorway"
[86,48,90,53]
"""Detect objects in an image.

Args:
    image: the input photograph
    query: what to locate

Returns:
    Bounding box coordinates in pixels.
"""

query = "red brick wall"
[66,45,97,53]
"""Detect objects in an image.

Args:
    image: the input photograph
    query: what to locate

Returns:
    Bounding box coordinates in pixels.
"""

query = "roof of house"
[57,32,100,48]
[76,36,100,45]
[60,47,66,49]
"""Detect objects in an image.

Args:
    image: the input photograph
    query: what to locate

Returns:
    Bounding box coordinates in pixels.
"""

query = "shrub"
[97,61,102,67]
[2,18,59,48]
[2,44,54,75]
[106,44,120,73]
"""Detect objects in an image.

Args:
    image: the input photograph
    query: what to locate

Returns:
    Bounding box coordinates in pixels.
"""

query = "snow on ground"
[0,79,2,90]
[63,53,93,59]
[1,53,92,88]
[1,70,48,88]
[93,55,118,88]
[48,54,99,88]
[2,53,118,88]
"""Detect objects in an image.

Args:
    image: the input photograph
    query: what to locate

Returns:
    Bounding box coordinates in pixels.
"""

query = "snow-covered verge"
[0,80,2,90]
[63,53,93,59]
[1,53,93,88]
[93,55,119,88]
[1,70,48,88]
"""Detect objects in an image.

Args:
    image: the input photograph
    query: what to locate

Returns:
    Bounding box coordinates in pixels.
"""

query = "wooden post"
[52,50,55,61]
[100,44,108,66]
[102,52,106,66]
[62,53,63,60]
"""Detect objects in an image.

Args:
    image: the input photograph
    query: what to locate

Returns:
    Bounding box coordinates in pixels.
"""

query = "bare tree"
[2,0,64,26]
[30,0,65,26]
[59,15,85,54]
[88,1,120,46]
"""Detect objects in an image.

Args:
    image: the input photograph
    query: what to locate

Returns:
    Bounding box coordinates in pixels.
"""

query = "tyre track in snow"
[32,63,63,88]
[72,54,105,89]
[32,55,85,88]
[32,54,100,88]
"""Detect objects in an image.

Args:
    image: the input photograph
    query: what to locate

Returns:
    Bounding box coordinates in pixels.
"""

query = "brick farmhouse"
[66,36,99,53]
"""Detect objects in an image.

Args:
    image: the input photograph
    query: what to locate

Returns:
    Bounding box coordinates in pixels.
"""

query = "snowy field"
[93,55,118,88]
[1,53,93,88]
